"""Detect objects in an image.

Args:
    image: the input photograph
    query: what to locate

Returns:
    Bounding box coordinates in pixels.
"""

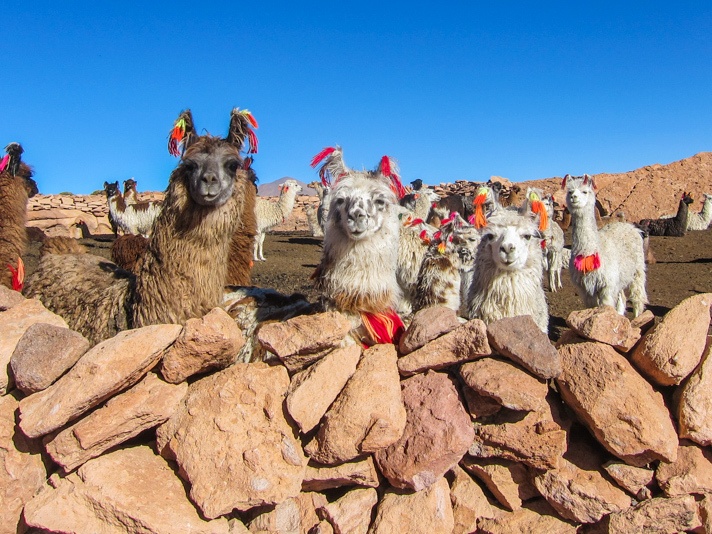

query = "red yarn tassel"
[472,193,488,229]
[531,199,549,231]
[8,257,24,292]
[310,147,337,168]
[247,129,259,154]
[361,310,405,345]
[0,154,8,173]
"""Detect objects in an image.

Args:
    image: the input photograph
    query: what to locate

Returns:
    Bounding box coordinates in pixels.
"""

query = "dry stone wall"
[1,281,712,533]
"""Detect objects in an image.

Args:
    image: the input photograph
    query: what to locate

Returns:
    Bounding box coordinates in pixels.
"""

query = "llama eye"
[226,160,240,174]
[182,160,198,172]
[374,198,386,208]
[523,234,533,240]
[335,198,345,206]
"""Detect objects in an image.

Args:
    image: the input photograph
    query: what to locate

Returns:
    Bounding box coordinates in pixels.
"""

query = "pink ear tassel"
[0,154,10,173]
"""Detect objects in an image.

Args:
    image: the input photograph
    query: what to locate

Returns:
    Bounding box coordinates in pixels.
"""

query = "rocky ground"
[23,226,712,341]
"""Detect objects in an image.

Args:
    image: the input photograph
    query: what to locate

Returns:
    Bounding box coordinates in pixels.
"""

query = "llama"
[412,214,466,313]
[110,234,149,274]
[40,236,87,256]
[541,194,564,292]
[307,179,330,233]
[395,213,438,315]
[638,192,693,237]
[123,178,138,204]
[466,208,549,333]
[25,108,257,344]
[305,204,323,237]
[0,143,37,291]
[104,181,163,237]
[685,193,712,230]
[311,146,407,345]
[565,174,647,317]
[253,179,302,261]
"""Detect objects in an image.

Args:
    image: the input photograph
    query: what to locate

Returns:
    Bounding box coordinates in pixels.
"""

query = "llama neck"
[701,198,712,220]
[674,199,689,222]
[108,194,127,215]
[278,190,298,217]
[569,203,601,256]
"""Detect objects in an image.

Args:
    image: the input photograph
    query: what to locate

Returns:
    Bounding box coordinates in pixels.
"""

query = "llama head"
[520,187,549,232]
[564,174,597,213]
[104,180,121,199]
[1,143,37,196]
[479,209,542,272]
[682,191,694,205]
[279,179,303,196]
[167,109,258,207]
[123,178,137,194]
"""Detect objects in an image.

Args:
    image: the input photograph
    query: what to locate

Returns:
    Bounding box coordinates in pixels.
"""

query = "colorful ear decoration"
[168,110,194,157]
[528,191,549,231]
[311,146,348,188]
[0,155,9,173]
[8,257,24,292]
[574,253,601,274]
[561,174,570,190]
[471,186,490,229]
[228,108,259,154]
[379,156,407,200]
[360,310,405,345]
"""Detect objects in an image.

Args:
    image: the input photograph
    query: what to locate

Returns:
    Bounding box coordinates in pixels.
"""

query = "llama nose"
[202,173,218,186]
[500,243,514,254]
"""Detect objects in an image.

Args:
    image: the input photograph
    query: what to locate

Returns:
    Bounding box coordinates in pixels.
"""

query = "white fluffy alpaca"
[466,208,549,333]
[312,146,406,344]
[565,174,647,316]
[253,178,302,261]
[308,180,331,233]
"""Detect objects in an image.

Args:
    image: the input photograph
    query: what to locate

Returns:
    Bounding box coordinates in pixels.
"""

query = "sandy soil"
[23,227,712,341]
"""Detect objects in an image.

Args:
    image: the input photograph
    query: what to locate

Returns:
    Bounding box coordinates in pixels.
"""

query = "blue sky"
[2,1,710,194]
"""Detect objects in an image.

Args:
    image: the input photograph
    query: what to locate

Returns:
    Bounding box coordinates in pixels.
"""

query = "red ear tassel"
[472,190,488,229]
[247,129,259,154]
[310,147,337,168]
[8,257,24,292]
[168,119,187,157]
[0,154,9,173]
[380,156,407,200]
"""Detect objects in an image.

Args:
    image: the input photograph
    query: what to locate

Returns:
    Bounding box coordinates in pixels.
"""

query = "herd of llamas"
[1,111,711,348]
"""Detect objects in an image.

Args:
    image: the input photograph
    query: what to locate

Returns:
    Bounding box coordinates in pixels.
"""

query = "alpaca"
[661,192,711,231]
[401,187,440,220]
[466,208,549,333]
[25,108,257,344]
[453,217,482,316]
[253,179,302,261]
[395,213,438,315]
[565,174,647,317]
[110,234,149,274]
[638,192,693,237]
[104,181,163,237]
[40,236,87,256]
[311,146,406,345]
[0,143,36,291]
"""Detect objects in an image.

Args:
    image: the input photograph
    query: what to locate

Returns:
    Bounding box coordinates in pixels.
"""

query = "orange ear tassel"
[472,188,489,229]
[531,199,548,231]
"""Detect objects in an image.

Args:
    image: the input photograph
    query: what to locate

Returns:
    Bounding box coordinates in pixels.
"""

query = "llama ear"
[227,108,259,154]
[561,174,570,189]
[168,109,196,157]
[311,146,348,187]
[378,155,407,199]
[1,142,23,176]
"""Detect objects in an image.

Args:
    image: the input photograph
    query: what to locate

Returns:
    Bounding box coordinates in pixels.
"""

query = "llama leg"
[253,233,261,261]
[615,292,627,315]
[628,268,648,318]
[258,233,267,261]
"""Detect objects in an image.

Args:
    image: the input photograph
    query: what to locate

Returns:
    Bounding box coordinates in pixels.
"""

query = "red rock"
[461,385,502,419]
[461,457,538,511]
[677,337,712,445]
[0,392,47,534]
[375,371,475,491]
[487,315,562,379]
[10,323,89,394]
[286,344,361,433]
[656,440,712,497]
[566,306,640,351]
[594,494,700,533]
[460,358,548,412]
[317,487,377,534]
[369,477,455,534]
[448,465,496,534]
[603,461,654,500]
[556,341,678,467]
[160,307,245,383]
[44,372,187,472]
[157,363,305,518]
[23,445,229,533]
[398,306,461,355]
[631,293,712,386]
[19,324,182,438]
[476,499,578,534]
[248,493,321,533]
[257,311,352,359]
[0,285,24,311]
[397,319,491,376]
[305,344,406,465]
[302,456,380,491]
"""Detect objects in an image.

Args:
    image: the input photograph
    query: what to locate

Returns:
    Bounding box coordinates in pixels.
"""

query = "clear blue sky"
[2,1,710,194]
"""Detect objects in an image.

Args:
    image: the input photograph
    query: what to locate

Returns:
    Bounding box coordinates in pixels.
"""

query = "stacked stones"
[1,283,711,532]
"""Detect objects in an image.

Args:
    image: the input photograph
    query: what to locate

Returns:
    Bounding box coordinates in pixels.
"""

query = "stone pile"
[1,284,712,533]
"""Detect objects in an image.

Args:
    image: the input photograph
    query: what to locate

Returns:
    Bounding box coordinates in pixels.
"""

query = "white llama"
[565,174,647,317]
[538,191,565,291]
[308,180,331,233]
[466,208,549,333]
[253,178,302,261]
[311,146,406,345]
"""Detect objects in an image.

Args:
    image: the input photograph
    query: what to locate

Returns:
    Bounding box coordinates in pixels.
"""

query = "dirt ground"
[23,227,712,342]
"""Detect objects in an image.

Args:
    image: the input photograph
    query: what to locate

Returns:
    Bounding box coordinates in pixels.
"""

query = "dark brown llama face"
[103,181,121,199]
[181,143,241,207]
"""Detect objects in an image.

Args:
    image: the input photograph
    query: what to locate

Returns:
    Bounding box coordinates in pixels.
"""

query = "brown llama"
[25,108,257,344]
[0,143,37,291]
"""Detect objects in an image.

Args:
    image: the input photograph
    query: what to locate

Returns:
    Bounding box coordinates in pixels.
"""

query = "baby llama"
[26,108,258,344]
[311,146,407,345]
[0,143,37,291]
[466,208,549,333]
[253,178,302,261]
[565,174,647,317]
